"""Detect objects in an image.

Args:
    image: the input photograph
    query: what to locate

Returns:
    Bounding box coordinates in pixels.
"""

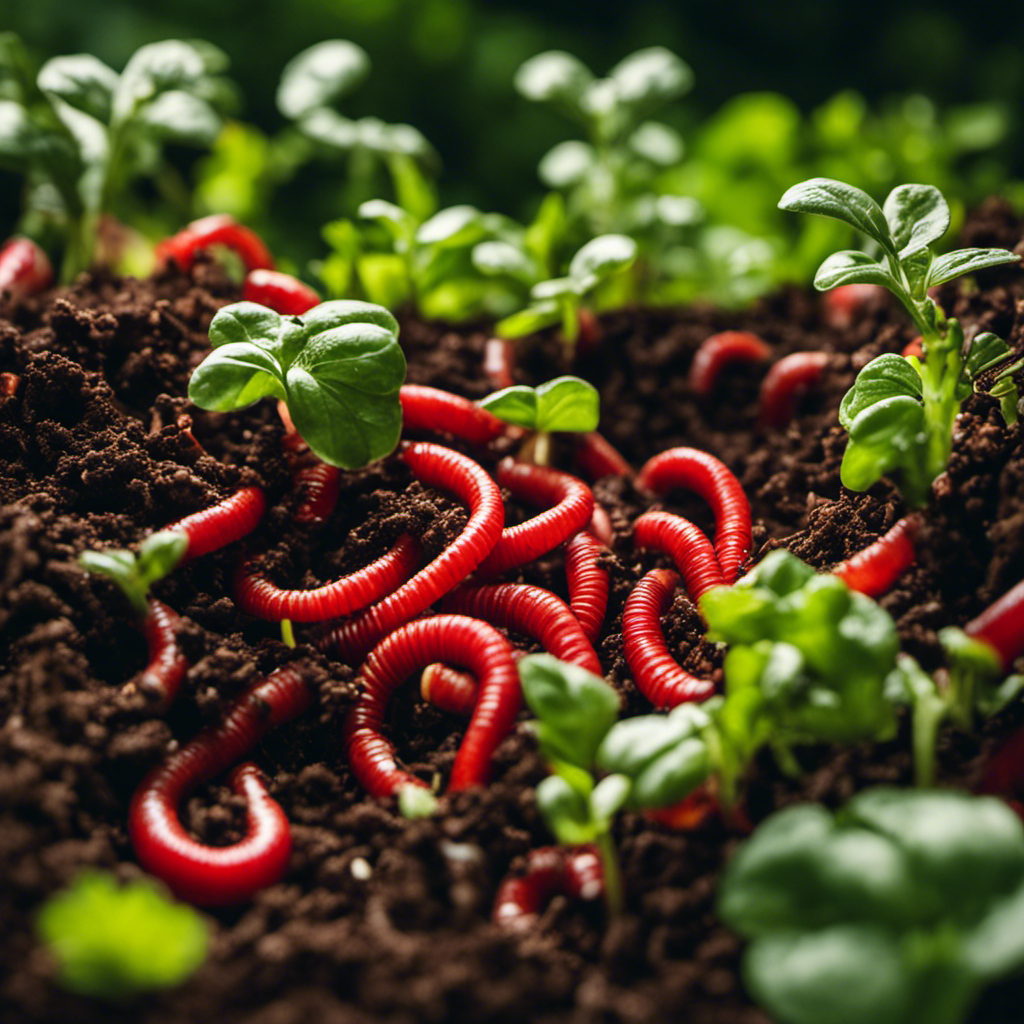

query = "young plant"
[719,788,1024,1024]
[520,654,629,917]
[187,299,405,469]
[79,531,187,619]
[480,375,599,465]
[778,178,1021,506]
[494,234,638,356]
[0,34,232,280]
[37,871,207,1001]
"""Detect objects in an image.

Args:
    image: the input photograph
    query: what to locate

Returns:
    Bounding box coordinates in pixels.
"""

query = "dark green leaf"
[37,55,117,121]
[778,177,893,253]
[187,342,284,411]
[846,394,925,446]
[535,775,596,844]
[927,248,1020,288]
[276,40,370,120]
[630,736,709,808]
[965,332,1012,380]
[964,879,1024,980]
[839,355,923,429]
[882,184,950,257]
[813,250,893,291]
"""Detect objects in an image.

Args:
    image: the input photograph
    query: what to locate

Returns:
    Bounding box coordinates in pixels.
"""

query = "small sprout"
[187,299,406,469]
[398,784,439,820]
[79,530,187,618]
[779,178,1020,506]
[37,871,207,1002]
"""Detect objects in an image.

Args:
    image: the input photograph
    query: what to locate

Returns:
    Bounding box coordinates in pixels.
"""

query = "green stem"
[595,828,624,919]
[280,619,296,649]
[912,693,947,788]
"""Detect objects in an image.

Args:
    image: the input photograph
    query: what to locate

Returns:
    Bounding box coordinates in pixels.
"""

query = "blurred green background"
[3,0,1022,300]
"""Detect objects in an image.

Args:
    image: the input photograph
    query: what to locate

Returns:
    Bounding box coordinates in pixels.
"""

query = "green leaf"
[628,121,684,165]
[938,626,1003,677]
[136,531,188,587]
[138,90,220,145]
[964,331,1012,380]
[700,585,778,645]
[606,47,693,106]
[846,394,925,445]
[839,355,923,430]
[964,878,1024,980]
[471,240,536,282]
[744,926,913,1024]
[630,736,710,808]
[927,248,1020,287]
[778,177,894,253]
[79,549,149,618]
[596,705,710,780]
[590,773,630,824]
[398,784,438,820]
[416,205,485,247]
[187,342,285,411]
[207,301,283,351]
[37,872,207,1002]
[536,775,596,844]
[813,251,893,291]
[520,654,619,769]
[568,234,637,288]
[495,301,561,339]
[538,140,594,189]
[882,184,950,258]
[514,51,593,108]
[113,41,208,122]
[37,55,117,121]
[535,376,599,432]
[744,549,817,597]
[298,108,357,151]
[276,40,370,120]
[478,385,537,428]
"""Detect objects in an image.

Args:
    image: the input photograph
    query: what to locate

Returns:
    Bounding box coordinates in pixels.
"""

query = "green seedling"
[188,299,405,469]
[37,871,207,1002]
[78,531,187,618]
[0,33,232,280]
[719,788,1024,1024]
[480,375,599,464]
[779,178,1021,506]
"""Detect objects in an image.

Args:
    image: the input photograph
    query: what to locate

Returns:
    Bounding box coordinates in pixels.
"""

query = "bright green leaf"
[276,40,370,120]
[882,183,950,258]
[814,250,893,291]
[779,177,893,253]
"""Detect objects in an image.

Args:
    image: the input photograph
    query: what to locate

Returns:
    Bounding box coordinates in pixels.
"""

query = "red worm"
[577,308,602,352]
[400,385,508,446]
[644,785,719,831]
[421,582,604,716]
[235,533,420,623]
[575,431,634,481]
[637,448,749,584]
[493,846,603,928]
[623,569,716,708]
[484,337,515,390]
[344,615,520,796]
[832,516,919,598]
[565,531,610,643]
[689,331,770,396]
[965,578,1024,672]
[157,214,274,274]
[0,372,21,397]
[136,599,190,705]
[277,399,307,453]
[166,487,267,562]
[902,337,924,359]
[476,459,594,578]
[319,443,504,662]
[129,665,313,905]
[243,269,320,315]
[822,283,883,329]
[589,504,614,547]
[758,351,830,429]
[0,237,53,300]
[293,462,343,525]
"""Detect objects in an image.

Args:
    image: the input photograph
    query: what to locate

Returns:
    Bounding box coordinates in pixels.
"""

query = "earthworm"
[483,337,516,390]
[965,578,1024,672]
[277,399,307,453]
[420,581,603,716]
[129,665,314,905]
[623,568,716,708]
[292,462,343,525]
[832,516,919,598]
[638,447,751,583]
[242,269,321,315]
[344,615,520,796]
[399,384,508,446]
[758,351,830,429]
[589,504,614,547]
[565,531,610,643]
[0,237,53,300]
[476,459,594,578]
[166,487,267,562]
[493,846,603,928]
[235,533,420,623]
[576,308,602,352]
[0,372,21,397]
[822,283,882,329]
[688,331,770,396]
[633,512,727,601]
[135,599,190,705]
[318,442,504,662]
[575,431,634,481]
[156,214,274,274]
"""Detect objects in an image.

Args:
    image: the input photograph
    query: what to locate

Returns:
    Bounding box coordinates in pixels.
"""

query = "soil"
[2,201,1024,1024]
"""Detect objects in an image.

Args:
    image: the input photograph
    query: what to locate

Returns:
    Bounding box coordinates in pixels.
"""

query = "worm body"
[1,372,21,397]
[243,269,321,315]
[157,214,274,274]
[344,615,520,796]
[0,237,53,300]
[493,846,603,928]
[137,599,190,705]
[758,352,830,429]
[565,531,610,643]
[319,443,504,662]
[129,665,313,905]
[623,569,716,708]
[689,331,770,396]
[293,462,343,525]
[822,283,882,329]
[483,337,515,390]
[832,516,918,598]
[633,511,726,602]
[589,504,614,547]
[575,432,634,481]
[167,487,267,562]
[400,385,507,446]
[476,459,594,578]
[637,448,751,584]
[966,578,1024,671]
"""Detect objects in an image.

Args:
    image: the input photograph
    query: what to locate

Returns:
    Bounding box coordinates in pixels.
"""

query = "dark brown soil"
[1,202,1023,1024]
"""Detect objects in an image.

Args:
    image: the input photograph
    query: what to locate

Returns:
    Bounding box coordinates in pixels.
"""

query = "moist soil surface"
[2,203,1024,1024]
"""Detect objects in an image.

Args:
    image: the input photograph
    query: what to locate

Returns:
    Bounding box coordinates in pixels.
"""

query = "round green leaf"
[846,394,924,445]
[139,91,221,145]
[514,50,593,106]
[538,140,594,189]
[276,40,370,119]
[606,47,692,106]
[207,302,283,351]
[631,737,710,808]
[534,376,599,433]
[883,183,950,258]
[416,205,484,247]
[568,234,638,286]
[113,41,208,120]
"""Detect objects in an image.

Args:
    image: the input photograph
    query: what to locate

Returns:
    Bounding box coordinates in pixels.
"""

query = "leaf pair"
[79,531,187,618]
[480,376,599,435]
[188,300,405,469]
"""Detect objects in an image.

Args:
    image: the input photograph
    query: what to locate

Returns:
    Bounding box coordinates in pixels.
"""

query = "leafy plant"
[480,375,599,464]
[719,788,1024,1024]
[188,299,405,469]
[520,654,628,916]
[79,531,187,617]
[37,871,207,1001]
[779,178,1021,506]
[0,33,233,279]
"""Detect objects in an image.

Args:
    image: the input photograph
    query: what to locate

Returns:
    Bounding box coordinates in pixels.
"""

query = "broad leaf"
[113,41,207,121]
[590,773,630,823]
[37,55,117,121]
[882,183,950,257]
[534,375,599,432]
[276,40,370,119]
[779,177,893,253]
[416,205,485,247]
[471,240,536,282]
[927,248,1020,288]
[514,51,593,107]
[839,354,923,429]
[139,90,220,145]
[568,234,637,287]
[536,776,596,844]
[814,250,893,291]
[538,139,594,188]
[606,47,693,106]
[965,331,1013,380]
[186,342,285,411]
